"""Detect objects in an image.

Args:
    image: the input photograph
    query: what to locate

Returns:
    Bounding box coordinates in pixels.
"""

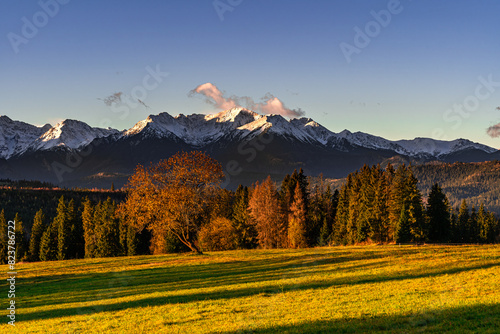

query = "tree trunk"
[176,234,203,254]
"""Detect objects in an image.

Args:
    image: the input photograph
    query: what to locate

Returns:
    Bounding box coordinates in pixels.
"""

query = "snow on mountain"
[236,114,314,142]
[290,118,334,145]
[0,116,52,159]
[332,131,497,157]
[394,138,497,156]
[125,108,263,146]
[0,109,497,160]
[28,119,119,151]
[84,108,500,156]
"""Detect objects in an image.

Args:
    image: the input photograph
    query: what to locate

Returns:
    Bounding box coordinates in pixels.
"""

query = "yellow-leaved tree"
[119,151,224,254]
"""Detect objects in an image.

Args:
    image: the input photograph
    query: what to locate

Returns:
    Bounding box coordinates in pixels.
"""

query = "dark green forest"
[326,161,500,215]
[0,160,499,264]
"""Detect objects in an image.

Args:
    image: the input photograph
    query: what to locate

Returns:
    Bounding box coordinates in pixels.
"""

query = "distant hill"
[412,161,500,215]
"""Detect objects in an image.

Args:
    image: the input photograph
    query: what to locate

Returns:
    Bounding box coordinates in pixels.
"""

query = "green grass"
[2,245,500,333]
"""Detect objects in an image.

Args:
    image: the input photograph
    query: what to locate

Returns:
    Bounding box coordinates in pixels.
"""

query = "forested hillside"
[412,161,500,214]
[0,183,125,235]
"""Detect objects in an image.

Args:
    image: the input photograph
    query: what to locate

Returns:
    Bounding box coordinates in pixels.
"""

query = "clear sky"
[1,0,499,148]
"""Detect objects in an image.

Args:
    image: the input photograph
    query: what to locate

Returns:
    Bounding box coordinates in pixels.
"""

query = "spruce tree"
[468,206,479,243]
[388,165,409,239]
[457,200,469,243]
[395,204,411,243]
[82,198,96,258]
[347,174,362,244]
[39,220,58,261]
[477,204,489,243]
[14,213,27,262]
[69,199,84,258]
[232,185,256,248]
[119,217,128,256]
[0,210,7,264]
[333,177,350,245]
[126,225,139,256]
[371,168,389,243]
[406,170,426,242]
[426,183,451,243]
[307,186,324,245]
[288,182,308,248]
[28,209,45,261]
[56,196,71,260]
[95,198,119,257]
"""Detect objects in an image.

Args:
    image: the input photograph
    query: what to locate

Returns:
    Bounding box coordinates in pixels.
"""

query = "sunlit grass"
[1,245,499,333]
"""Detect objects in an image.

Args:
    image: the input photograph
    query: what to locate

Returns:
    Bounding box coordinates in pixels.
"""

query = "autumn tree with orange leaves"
[248,176,287,248]
[119,151,224,254]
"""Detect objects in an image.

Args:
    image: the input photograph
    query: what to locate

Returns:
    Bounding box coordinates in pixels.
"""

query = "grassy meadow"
[1,245,500,333]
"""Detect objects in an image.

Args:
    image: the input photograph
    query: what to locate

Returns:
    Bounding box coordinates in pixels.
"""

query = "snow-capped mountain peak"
[29,119,119,151]
[0,110,497,161]
[0,116,53,159]
[204,107,261,125]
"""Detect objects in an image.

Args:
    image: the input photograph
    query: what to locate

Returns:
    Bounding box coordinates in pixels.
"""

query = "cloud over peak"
[189,82,305,118]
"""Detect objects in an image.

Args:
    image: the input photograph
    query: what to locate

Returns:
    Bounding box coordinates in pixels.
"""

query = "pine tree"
[280,173,295,231]
[69,199,84,259]
[14,213,27,262]
[356,165,375,243]
[28,209,45,261]
[0,210,7,264]
[95,198,120,257]
[370,167,390,243]
[318,186,337,246]
[449,208,459,243]
[232,185,256,249]
[82,198,96,258]
[388,165,409,240]
[395,204,411,243]
[118,217,128,256]
[288,182,308,248]
[126,224,139,256]
[56,196,71,260]
[426,183,451,243]
[477,204,499,244]
[307,185,324,245]
[457,200,469,243]
[406,170,426,242]
[468,205,479,243]
[39,220,58,261]
[347,173,362,244]
[333,177,350,245]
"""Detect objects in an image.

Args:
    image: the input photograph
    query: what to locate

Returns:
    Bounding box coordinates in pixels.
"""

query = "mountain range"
[1,108,499,188]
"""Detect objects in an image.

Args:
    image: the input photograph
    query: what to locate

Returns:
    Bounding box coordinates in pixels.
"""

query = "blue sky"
[1,0,499,148]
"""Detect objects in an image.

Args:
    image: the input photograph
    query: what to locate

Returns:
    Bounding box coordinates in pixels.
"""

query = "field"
[1,245,500,333]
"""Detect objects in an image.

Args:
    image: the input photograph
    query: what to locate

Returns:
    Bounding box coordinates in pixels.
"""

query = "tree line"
[1,152,499,263]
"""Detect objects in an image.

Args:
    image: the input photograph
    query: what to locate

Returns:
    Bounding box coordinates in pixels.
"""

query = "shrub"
[198,217,238,251]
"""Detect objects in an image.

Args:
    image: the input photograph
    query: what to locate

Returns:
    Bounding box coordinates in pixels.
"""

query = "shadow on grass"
[21,250,389,308]
[220,303,500,333]
[20,257,499,323]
